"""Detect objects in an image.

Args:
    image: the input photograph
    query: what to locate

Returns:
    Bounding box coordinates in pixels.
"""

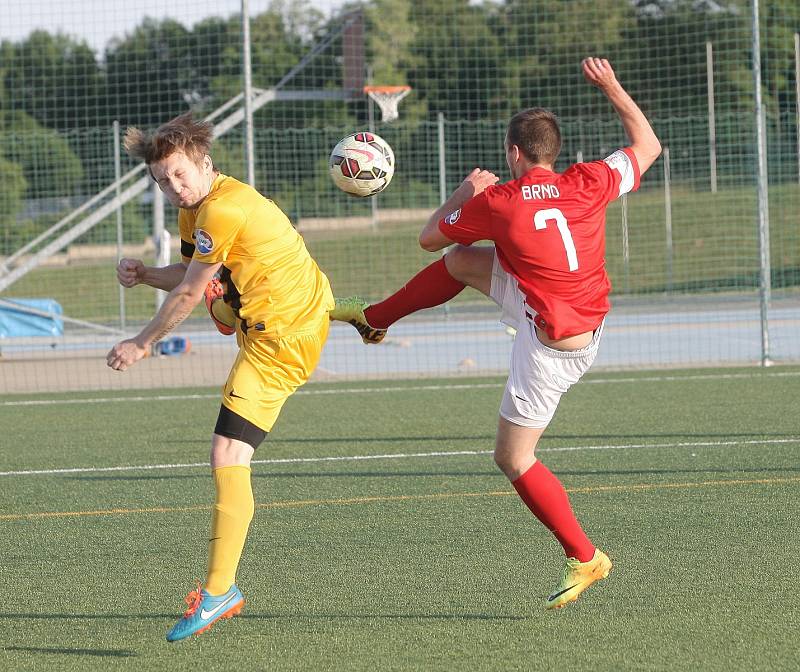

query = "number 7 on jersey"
[534,207,578,272]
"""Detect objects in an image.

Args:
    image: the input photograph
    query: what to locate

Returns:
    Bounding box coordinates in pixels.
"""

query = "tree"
[0,110,84,198]
[501,0,636,120]
[0,156,27,252]
[1,31,103,131]
[104,18,197,127]
[189,16,241,112]
[245,1,349,128]
[760,0,800,115]
[364,0,427,121]
[0,73,29,253]
[408,0,509,121]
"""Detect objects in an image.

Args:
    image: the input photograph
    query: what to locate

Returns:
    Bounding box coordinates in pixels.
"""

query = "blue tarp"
[0,299,64,338]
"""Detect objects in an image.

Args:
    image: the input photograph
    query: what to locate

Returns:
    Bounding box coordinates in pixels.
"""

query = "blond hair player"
[108,113,334,641]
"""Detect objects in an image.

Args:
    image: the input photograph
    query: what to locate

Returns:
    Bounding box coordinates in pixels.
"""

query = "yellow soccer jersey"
[179,174,334,338]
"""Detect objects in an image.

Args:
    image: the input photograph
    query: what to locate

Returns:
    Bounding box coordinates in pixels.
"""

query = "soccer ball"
[329,132,395,197]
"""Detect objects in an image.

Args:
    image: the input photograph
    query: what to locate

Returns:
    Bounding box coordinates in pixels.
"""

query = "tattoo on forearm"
[141,295,195,347]
[152,304,193,344]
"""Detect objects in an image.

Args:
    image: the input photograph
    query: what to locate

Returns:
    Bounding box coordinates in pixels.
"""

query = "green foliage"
[0,31,103,131]
[409,0,510,121]
[209,135,247,181]
[0,156,27,248]
[115,202,151,245]
[104,18,197,127]
[505,0,635,117]
[0,110,84,198]
[762,0,800,113]
[364,0,427,121]
[2,1,799,132]
[365,0,417,86]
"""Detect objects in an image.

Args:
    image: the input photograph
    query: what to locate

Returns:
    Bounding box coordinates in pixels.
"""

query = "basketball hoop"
[363,85,411,123]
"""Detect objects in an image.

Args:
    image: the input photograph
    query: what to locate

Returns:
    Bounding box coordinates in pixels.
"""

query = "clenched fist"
[106,338,148,371]
[117,258,146,288]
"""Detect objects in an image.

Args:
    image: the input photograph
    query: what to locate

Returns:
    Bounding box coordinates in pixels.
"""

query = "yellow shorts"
[221,318,329,432]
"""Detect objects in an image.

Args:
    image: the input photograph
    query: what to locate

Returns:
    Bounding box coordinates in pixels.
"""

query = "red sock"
[364,258,465,329]
[512,461,595,562]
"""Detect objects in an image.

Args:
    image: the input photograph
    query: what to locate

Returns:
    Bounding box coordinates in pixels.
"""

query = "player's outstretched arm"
[117,258,188,291]
[107,259,220,371]
[582,58,661,175]
[419,168,498,251]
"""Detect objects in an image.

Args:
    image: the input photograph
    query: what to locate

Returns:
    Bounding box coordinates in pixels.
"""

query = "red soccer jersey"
[438,147,641,339]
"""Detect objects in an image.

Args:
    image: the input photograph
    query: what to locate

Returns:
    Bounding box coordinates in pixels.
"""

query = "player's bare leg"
[495,417,611,610]
[210,434,255,468]
[493,416,545,480]
[443,244,495,297]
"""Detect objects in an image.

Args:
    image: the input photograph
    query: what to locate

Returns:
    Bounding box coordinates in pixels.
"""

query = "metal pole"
[438,112,446,205]
[795,32,799,184]
[152,183,166,311]
[113,121,126,330]
[367,66,378,232]
[242,0,255,186]
[436,112,451,318]
[663,146,673,292]
[621,194,630,294]
[752,0,772,366]
[707,41,718,193]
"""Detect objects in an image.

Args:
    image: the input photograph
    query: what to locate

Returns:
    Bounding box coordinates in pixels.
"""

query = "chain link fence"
[1,0,798,393]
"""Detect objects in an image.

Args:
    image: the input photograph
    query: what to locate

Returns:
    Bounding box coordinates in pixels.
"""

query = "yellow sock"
[205,465,254,596]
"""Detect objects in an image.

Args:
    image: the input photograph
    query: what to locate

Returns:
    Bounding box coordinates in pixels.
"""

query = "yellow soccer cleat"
[545,548,612,610]
[329,296,387,344]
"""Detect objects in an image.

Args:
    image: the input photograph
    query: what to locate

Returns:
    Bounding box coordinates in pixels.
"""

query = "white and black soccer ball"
[329,132,395,197]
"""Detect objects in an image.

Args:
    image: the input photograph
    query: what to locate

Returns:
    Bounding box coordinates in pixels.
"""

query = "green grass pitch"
[1,366,798,670]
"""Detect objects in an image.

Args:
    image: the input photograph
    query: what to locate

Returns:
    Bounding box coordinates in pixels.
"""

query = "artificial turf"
[0,366,798,670]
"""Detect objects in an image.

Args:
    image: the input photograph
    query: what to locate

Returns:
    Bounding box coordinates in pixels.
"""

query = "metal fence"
[1,0,799,394]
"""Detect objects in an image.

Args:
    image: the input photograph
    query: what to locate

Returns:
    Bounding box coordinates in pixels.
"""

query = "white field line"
[0,437,797,478]
[2,369,800,408]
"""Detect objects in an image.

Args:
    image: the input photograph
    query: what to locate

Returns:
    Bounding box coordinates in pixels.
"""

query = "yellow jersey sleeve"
[192,199,246,264]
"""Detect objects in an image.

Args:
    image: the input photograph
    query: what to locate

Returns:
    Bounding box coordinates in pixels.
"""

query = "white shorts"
[490,254,604,428]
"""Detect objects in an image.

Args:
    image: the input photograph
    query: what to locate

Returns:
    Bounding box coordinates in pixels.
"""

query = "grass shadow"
[239,612,525,622]
[0,611,522,624]
[3,646,136,657]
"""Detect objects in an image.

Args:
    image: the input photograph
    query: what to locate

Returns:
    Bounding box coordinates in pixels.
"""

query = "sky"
[3,0,347,53]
